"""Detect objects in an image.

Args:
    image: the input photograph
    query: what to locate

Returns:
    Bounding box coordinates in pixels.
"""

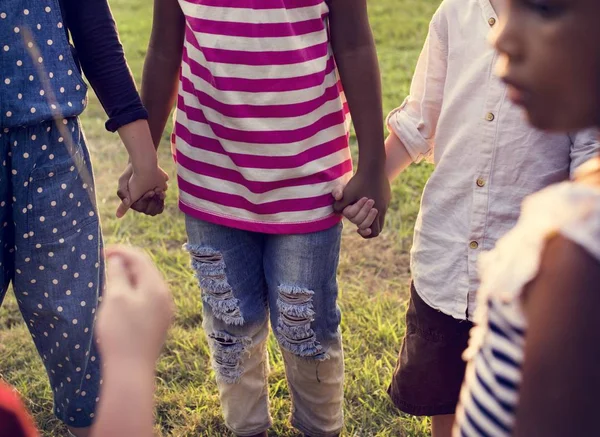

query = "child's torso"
[173,0,352,234]
[0,0,88,129]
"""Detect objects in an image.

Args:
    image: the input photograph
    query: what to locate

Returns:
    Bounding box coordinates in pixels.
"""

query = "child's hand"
[333,169,391,238]
[116,162,168,218]
[96,246,173,365]
[332,185,379,238]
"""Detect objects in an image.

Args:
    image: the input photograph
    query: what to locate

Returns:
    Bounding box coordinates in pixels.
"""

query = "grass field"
[0,1,441,435]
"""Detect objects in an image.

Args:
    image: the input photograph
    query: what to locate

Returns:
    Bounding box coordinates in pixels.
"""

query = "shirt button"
[469,241,479,250]
[488,17,496,26]
[476,178,486,187]
[486,112,495,122]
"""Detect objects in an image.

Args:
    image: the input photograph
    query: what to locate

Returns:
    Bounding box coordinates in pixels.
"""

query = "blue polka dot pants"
[0,117,103,428]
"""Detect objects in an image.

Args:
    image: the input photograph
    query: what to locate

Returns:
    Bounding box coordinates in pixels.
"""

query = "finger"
[352,200,376,227]
[357,228,372,238]
[105,254,133,295]
[146,199,165,216]
[357,208,378,230]
[342,198,369,221]
[115,198,131,218]
[368,220,381,239]
[331,185,344,201]
[106,245,161,289]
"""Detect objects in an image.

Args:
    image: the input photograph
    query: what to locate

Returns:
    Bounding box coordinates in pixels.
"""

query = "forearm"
[117,120,158,168]
[142,48,181,149]
[385,132,413,181]
[335,44,385,173]
[91,358,155,437]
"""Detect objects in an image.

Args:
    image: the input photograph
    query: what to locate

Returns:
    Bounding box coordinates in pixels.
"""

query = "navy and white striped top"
[454,177,600,437]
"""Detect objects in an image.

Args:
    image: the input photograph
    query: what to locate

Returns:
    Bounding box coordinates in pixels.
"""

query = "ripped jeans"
[185,216,344,437]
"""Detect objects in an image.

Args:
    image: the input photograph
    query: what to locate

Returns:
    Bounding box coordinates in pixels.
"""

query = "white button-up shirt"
[388,0,599,320]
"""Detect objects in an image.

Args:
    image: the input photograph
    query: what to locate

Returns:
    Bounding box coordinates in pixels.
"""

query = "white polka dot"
[76,85,81,90]
[58,22,63,28]
[60,87,65,93]
[74,273,80,278]
[49,252,54,257]
[66,290,72,295]
[14,27,20,33]
[17,93,22,100]
[6,111,12,118]
[72,319,78,325]
[24,9,29,15]
[28,75,34,81]
[50,201,56,206]
[3,45,8,52]
[28,41,33,47]
[45,6,51,12]
[73,220,78,226]
[57,306,63,312]
[37,187,43,193]
[59,54,64,61]
[38,57,43,63]
[0,13,6,19]
[62,264,68,270]
[16,60,22,66]
[39,216,45,222]
[40,90,45,96]
[47,40,53,46]
[30,107,36,114]
[49,72,54,78]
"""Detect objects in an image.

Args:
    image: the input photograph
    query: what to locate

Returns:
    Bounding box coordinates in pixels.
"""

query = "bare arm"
[515,235,600,437]
[142,0,186,148]
[329,0,390,237]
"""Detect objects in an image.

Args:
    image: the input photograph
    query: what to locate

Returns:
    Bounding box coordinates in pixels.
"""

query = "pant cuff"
[227,421,272,436]
[291,417,342,437]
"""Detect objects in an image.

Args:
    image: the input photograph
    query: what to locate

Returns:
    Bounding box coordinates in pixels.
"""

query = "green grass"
[0,0,440,435]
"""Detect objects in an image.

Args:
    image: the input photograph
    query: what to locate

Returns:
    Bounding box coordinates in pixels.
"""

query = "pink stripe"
[178,176,334,214]
[180,200,342,235]
[174,122,348,169]
[176,150,352,193]
[178,95,346,144]
[187,34,328,66]
[181,76,340,119]
[187,16,325,38]
[182,0,325,10]
[182,48,335,92]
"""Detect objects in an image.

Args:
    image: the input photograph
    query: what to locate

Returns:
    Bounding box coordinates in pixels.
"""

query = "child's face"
[494,0,600,131]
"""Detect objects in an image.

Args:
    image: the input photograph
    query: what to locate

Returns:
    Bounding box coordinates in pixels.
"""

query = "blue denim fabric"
[185,216,344,436]
[0,0,87,129]
[0,118,103,428]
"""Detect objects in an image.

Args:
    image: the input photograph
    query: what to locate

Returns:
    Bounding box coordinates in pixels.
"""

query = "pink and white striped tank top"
[173,0,352,234]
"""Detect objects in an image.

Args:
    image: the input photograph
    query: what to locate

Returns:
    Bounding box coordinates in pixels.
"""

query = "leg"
[431,415,456,437]
[387,283,472,434]
[0,128,14,307]
[10,120,102,433]
[264,223,344,437]
[185,216,271,436]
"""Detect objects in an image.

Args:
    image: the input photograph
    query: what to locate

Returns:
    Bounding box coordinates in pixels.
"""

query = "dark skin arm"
[329,0,390,238]
[515,234,600,437]
[142,0,185,148]
[117,0,185,215]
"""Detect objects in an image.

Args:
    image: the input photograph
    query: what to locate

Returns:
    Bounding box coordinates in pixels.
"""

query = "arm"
[514,235,600,437]
[91,247,173,437]
[386,17,448,176]
[568,128,600,177]
[142,0,186,149]
[328,0,390,237]
[60,0,168,216]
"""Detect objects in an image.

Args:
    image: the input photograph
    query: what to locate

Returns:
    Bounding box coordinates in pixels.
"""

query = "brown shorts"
[388,283,473,416]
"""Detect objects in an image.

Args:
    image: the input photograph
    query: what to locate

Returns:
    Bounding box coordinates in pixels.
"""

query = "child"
[0,245,174,437]
[141,0,390,435]
[455,0,600,435]
[339,0,598,435]
[0,1,167,435]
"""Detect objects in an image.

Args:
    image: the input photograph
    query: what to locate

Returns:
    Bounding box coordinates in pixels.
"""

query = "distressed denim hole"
[185,244,244,325]
[275,285,328,360]
[208,331,251,384]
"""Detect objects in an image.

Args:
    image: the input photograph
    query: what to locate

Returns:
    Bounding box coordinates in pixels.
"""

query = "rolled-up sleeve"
[61,0,148,132]
[386,18,448,163]
[569,128,600,176]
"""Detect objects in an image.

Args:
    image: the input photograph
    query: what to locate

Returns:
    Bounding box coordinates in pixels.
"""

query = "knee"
[274,285,337,361]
